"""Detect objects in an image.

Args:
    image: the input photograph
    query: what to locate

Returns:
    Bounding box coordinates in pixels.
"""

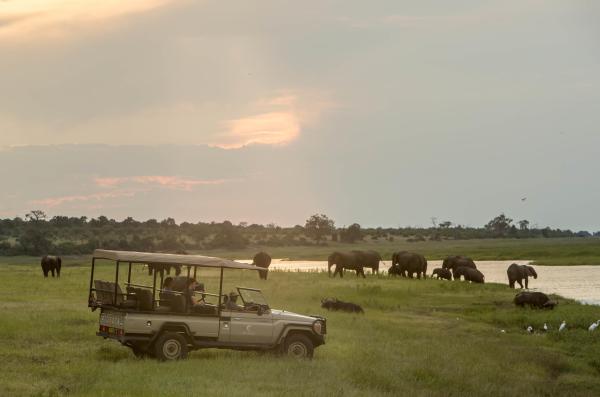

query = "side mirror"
[257,306,264,316]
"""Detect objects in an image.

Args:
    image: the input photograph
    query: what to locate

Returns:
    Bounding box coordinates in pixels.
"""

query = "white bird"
[543,323,548,332]
[500,329,506,333]
[588,320,600,332]
[527,326,533,333]
[559,321,567,332]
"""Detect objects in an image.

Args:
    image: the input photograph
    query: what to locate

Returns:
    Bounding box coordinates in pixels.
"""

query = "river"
[240,259,600,305]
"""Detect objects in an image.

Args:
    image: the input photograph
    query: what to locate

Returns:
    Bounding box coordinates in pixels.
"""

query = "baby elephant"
[453,267,485,283]
[431,268,452,280]
[514,291,557,309]
[321,298,364,314]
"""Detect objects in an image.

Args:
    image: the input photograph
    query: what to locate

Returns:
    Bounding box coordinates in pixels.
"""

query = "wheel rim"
[162,339,182,360]
[288,342,308,358]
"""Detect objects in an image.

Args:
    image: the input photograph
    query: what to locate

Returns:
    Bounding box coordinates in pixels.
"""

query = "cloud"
[0,92,333,149]
[218,111,300,149]
[31,174,229,210]
[215,93,334,149]
[0,0,173,41]
[95,175,228,191]
[30,190,136,208]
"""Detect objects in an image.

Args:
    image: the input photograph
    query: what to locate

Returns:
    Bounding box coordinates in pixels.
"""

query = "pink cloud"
[0,0,173,41]
[31,190,136,208]
[217,111,300,149]
[95,175,228,191]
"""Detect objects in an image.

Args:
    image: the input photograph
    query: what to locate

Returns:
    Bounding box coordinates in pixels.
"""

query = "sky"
[1,0,599,230]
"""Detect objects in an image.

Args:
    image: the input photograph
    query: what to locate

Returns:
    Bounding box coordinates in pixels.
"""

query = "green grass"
[2,257,600,396]
[201,237,600,266]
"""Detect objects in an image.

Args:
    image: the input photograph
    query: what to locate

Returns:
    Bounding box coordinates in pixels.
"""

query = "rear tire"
[154,332,189,361]
[284,334,314,359]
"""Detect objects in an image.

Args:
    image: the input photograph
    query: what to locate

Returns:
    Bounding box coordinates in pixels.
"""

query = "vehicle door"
[226,310,273,344]
[220,288,273,344]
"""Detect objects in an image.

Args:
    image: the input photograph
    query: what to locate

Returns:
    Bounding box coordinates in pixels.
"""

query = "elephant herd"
[326,251,539,289]
[38,250,538,290]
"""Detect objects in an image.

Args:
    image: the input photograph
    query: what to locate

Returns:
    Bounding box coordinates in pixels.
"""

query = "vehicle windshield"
[237,288,269,308]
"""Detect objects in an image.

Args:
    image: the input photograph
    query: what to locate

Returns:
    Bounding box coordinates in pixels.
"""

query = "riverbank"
[1,260,600,396]
[203,237,600,266]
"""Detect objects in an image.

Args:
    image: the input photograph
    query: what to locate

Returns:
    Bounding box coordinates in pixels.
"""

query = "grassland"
[2,257,600,396]
[201,237,600,266]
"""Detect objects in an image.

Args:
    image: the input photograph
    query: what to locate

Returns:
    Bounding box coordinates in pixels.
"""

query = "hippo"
[514,291,557,309]
[321,297,364,314]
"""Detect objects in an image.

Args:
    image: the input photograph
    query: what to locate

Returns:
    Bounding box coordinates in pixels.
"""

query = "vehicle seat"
[158,292,173,310]
[132,288,154,311]
[170,294,186,313]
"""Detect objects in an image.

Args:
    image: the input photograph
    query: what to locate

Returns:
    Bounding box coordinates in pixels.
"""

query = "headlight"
[313,321,324,335]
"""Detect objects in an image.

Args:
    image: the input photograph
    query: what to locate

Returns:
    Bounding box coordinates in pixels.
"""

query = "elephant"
[41,255,62,277]
[253,251,272,280]
[352,250,382,274]
[453,266,484,283]
[389,251,427,279]
[514,291,557,309]
[431,268,452,280]
[442,255,477,274]
[506,263,537,289]
[147,264,182,277]
[328,251,365,278]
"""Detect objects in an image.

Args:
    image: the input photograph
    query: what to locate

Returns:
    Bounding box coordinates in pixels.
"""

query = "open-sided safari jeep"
[88,250,326,360]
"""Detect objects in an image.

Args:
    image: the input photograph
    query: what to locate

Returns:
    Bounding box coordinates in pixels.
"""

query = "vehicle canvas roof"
[92,249,260,271]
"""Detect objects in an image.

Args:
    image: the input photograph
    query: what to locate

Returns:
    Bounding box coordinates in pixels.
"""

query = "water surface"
[242,259,600,305]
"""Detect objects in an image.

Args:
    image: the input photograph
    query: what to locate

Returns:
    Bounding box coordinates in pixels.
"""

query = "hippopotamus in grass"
[514,291,557,309]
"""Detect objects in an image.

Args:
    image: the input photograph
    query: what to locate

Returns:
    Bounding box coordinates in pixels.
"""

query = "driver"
[223,292,243,311]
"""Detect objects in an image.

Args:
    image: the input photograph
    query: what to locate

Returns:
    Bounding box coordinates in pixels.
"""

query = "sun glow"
[0,0,172,40]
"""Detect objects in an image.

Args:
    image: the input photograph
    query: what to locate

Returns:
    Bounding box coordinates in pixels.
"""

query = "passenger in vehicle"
[185,278,206,306]
[162,277,174,294]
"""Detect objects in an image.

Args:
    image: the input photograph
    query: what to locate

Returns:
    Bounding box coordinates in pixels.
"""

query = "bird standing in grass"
[588,320,600,332]
[527,326,533,333]
[543,323,548,332]
[559,321,567,332]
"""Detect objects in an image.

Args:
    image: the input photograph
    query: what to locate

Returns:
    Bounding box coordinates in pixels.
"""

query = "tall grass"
[1,258,600,396]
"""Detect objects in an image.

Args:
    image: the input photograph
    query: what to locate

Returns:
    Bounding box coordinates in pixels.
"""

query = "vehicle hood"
[270,309,318,324]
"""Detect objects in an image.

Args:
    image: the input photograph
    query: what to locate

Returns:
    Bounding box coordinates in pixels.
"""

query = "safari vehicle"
[88,250,326,360]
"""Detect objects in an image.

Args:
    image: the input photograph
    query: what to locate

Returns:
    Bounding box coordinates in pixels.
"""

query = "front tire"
[284,334,314,359]
[154,332,189,361]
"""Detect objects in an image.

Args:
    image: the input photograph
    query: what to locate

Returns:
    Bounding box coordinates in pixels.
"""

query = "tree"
[340,223,363,243]
[19,228,52,254]
[209,222,247,249]
[518,219,530,231]
[439,221,452,229]
[25,210,46,222]
[20,210,51,254]
[485,213,513,236]
[304,214,335,244]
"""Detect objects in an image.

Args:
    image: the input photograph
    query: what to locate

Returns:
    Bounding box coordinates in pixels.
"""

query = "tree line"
[0,211,594,256]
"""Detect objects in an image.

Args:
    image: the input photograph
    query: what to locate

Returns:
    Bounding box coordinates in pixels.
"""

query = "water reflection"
[241,259,600,305]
